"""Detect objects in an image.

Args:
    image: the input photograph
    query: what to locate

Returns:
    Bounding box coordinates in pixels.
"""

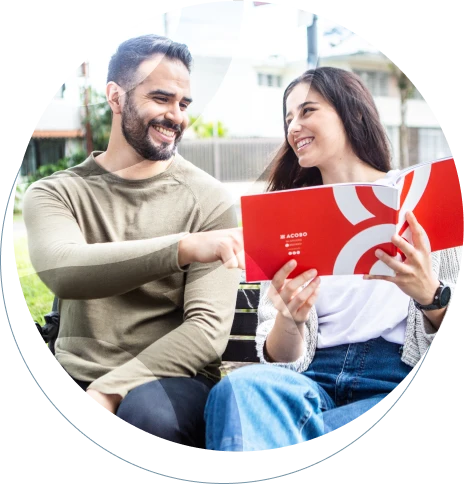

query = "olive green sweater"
[23,152,241,398]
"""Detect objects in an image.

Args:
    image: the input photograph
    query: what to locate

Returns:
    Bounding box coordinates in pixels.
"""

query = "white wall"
[190,55,285,137]
[375,97,440,128]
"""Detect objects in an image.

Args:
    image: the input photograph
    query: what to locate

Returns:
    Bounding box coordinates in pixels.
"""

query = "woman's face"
[285,82,353,170]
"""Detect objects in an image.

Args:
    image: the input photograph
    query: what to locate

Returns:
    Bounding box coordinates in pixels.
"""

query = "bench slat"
[231,311,258,336]
[235,287,260,309]
[222,339,259,363]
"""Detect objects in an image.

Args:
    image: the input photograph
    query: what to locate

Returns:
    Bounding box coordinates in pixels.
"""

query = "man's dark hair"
[107,34,193,89]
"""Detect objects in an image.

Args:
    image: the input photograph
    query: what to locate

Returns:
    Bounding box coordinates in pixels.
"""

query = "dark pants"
[74,375,214,448]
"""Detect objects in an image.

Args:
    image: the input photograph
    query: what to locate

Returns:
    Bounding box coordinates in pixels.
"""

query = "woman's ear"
[106,82,124,115]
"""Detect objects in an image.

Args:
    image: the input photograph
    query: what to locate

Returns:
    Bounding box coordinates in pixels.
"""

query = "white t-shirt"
[315,170,409,348]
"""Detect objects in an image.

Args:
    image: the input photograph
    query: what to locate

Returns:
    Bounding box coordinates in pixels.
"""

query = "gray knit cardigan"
[255,247,462,371]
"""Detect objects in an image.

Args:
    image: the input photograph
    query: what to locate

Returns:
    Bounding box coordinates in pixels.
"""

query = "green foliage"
[16,150,86,213]
[189,115,228,138]
[14,235,54,325]
[14,183,27,214]
[27,150,86,184]
[389,64,415,101]
[83,89,112,152]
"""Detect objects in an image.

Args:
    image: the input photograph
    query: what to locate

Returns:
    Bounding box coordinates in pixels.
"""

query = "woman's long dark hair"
[267,67,391,191]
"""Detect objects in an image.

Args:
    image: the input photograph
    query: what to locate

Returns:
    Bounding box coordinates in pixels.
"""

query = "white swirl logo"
[332,166,431,275]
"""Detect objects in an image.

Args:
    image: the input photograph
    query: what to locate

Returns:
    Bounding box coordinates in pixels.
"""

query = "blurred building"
[20,62,88,176]
[187,49,450,171]
[22,43,451,181]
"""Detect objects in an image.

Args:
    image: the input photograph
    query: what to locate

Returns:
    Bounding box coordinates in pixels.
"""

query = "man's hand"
[86,389,122,414]
[178,227,244,269]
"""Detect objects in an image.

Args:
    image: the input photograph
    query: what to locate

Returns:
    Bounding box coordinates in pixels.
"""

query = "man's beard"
[121,94,184,161]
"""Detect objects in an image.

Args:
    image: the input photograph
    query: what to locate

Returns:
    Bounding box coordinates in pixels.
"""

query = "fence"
[177,137,283,182]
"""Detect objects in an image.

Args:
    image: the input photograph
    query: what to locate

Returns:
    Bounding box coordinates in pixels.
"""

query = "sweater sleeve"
[23,182,189,300]
[87,202,241,398]
[419,246,462,341]
[254,281,317,373]
[402,246,462,367]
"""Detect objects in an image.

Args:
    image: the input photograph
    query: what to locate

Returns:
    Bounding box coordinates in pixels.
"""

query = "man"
[23,35,243,448]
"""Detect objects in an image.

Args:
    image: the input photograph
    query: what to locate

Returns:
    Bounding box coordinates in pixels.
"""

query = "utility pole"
[164,12,170,37]
[306,14,318,69]
[297,8,319,69]
[82,62,94,155]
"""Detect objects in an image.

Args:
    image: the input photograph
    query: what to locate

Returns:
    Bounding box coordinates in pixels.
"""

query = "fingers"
[222,250,245,269]
[391,234,416,259]
[287,276,321,313]
[294,285,321,320]
[271,260,297,291]
[218,228,245,269]
[282,268,318,298]
[220,244,245,270]
[373,248,412,275]
[222,252,239,269]
[270,262,320,321]
[235,249,245,270]
[406,211,429,253]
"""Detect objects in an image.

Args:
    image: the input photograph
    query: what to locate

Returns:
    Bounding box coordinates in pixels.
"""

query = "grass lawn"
[14,236,54,325]
[13,213,23,222]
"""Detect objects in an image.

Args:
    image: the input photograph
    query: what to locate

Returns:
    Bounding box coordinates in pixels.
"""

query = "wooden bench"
[36,283,262,369]
[222,283,260,372]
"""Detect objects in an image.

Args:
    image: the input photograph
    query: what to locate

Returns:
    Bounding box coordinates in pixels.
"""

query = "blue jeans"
[205,337,411,451]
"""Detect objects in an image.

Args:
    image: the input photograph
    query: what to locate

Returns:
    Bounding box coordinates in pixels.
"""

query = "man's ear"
[106,82,124,115]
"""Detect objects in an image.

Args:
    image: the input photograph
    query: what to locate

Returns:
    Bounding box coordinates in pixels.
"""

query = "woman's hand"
[268,260,321,325]
[264,260,321,363]
[86,389,122,414]
[364,211,440,305]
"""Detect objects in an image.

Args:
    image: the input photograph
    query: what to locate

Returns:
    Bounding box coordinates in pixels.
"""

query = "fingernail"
[375,249,383,257]
[288,260,296,269]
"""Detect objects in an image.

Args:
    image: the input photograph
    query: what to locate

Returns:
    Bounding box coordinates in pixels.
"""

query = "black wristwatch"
[413,281,451,311]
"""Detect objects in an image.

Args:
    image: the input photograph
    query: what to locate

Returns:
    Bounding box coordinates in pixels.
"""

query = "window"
[418,128,451,163]
[353,70,389,96]
[257,72,282,88]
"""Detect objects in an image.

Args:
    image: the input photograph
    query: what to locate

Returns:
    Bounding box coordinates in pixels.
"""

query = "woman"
[204,67,461,451]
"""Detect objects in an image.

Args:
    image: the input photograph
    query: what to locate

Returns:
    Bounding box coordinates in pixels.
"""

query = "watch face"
[439,285,451,307]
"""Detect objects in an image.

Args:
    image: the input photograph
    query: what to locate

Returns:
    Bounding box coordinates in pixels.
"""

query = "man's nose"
[165,104,184,125]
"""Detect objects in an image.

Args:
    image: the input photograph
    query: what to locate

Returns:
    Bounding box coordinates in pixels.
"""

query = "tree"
[389,65,415,168]
[83,89,113,152]
[188,115,228,138]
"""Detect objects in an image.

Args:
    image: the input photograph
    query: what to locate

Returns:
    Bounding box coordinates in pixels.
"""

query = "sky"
[84,1,378,93]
